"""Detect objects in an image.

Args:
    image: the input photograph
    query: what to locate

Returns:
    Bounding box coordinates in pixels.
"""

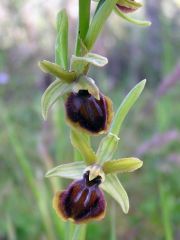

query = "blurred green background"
[0,0,180,239]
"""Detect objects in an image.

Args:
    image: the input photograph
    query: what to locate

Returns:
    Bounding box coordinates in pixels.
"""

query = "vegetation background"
[0,0,180,239]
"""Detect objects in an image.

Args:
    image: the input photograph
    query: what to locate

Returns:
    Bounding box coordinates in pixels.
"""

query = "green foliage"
[110,79,146,136]
[97,80,146,164]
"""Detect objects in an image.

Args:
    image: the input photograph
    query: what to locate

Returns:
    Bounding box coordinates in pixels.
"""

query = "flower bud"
[53,171,106,223]
[65,90,113,134]
[116,0,142,13]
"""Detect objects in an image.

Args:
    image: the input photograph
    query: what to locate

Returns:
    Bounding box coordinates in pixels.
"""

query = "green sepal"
[110,79,146,136]
[45,161,86,179]
[55,9,69,69]
[41,79,73,120]
[102,157,143,174]
[96,133,120,164]
[39,60,77,83]
[70,129,97,165]
[114,7,151,27]
[72,53,108,67]
[101,174,129,214]
[71,53,108,74]
[73,75,100,100]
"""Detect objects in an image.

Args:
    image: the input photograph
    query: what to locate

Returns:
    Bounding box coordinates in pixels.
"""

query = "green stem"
[76,0,91,56]
[72,225,86,240]
[110,203,117,240]
[85,0,118,51]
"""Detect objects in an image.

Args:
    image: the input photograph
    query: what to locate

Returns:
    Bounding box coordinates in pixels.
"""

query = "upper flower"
[65,90,113,134]
[39,53,113,135]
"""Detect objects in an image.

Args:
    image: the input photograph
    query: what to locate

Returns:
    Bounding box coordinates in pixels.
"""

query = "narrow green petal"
[102,157,143,174]
[55,9,69,69]
[72,53,108,67]
[39,60,76,83]
[114,7,151,27]
[71,52,108,74]
[45,161,86,179]
[101,174,129,214]
[41,79,73,120]
[70,129,97,165]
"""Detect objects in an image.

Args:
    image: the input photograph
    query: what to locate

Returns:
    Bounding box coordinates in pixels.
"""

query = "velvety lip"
[53,171,106,223]
[65,90,113,134]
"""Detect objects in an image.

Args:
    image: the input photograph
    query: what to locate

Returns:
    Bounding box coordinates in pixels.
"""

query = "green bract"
[97,79,146,164]
[45,80,145,214]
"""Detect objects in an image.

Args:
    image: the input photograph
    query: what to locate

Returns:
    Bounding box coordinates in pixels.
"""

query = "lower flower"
[53,171,106,224]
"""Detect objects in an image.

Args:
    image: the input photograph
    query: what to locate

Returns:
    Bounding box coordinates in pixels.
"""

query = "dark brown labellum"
[65,90,113,134]
[53,171,106,224]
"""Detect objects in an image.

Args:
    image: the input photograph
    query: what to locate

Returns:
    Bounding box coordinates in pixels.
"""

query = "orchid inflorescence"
[39,0,150,226]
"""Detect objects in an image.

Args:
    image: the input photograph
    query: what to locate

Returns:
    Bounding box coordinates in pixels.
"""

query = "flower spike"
[41,0,149,228]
